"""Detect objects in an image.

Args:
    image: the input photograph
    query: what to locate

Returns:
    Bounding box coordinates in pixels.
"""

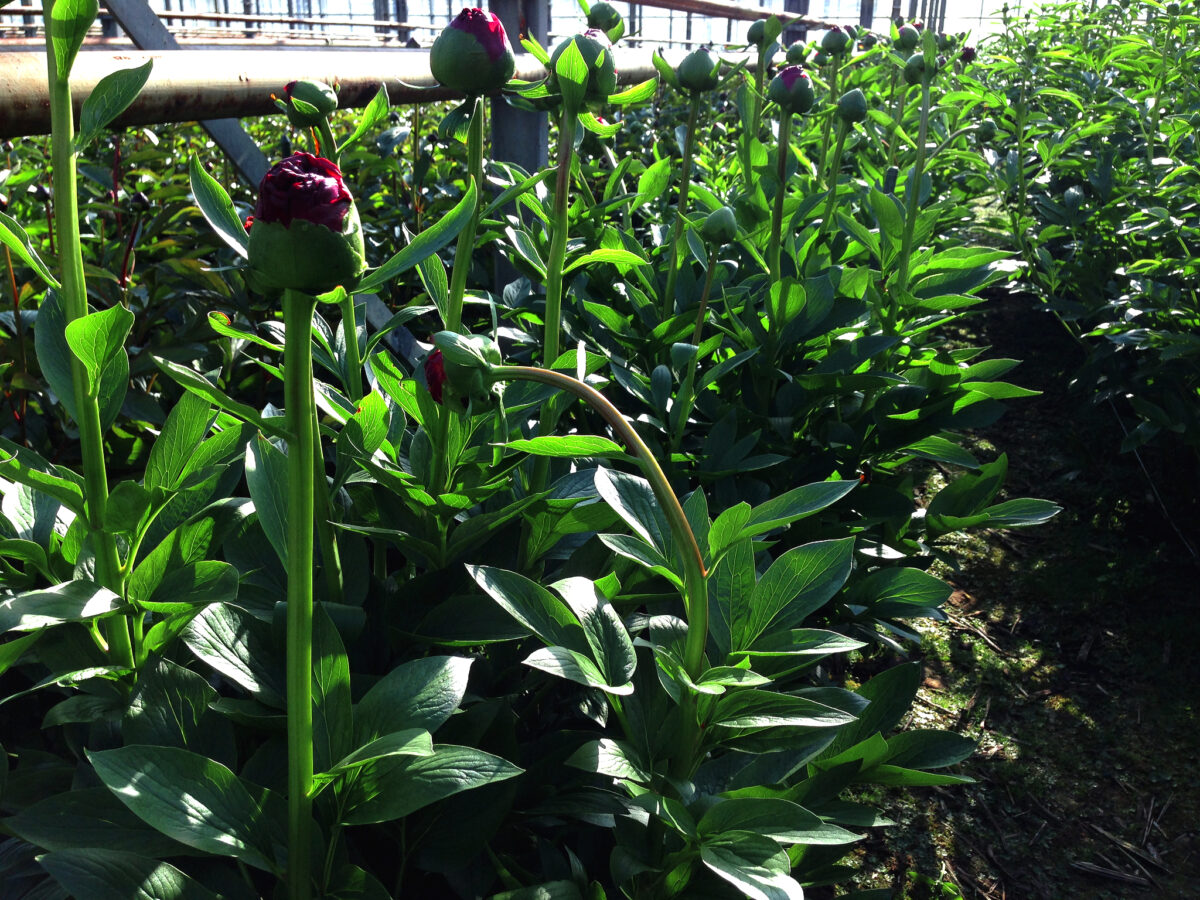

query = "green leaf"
[852,567,951,618]
[140,560,239,613]
[700,832,803,900]
[524,645,633,694]
[340,744,522,826]
[901,435,980,469]
[733,538,855,650]
[6,788,190,857]
[145,391,213,494]
[607,78,657,106]
[492,882,583,900]
[468,565,589,653]
[356,177,477,293]
[244,434,289,567]
[312,602,353,771]
[652,49,681,91]
[698,798,829,844]
[0,210,61,287]
[40,848,221,900]
[578,111,621,137]
[88,745,287,873]
[183,603,284,706]
[553,576,636,687]
[188,155,248,259]
[0,631,41,678]
[315,729,433,790]
[857,765,974,787]
[595,467,671,556]
[37,290,128,433]
[885,730,976,769]
[123,658,218,750]
[711,690,857,729]
[555,40,589,113]
[0,437,86,516]
[505,435,625,458]
[822,662,921,758]
[979,497,1062,528]
[338,83,390,154]
[77,59,153,147]
[64,303,133,397]
[636,157,672,208]
[563,247,649,274]
[0,581,120,635]
[565,737,650,783]
[729,481,857,548]
[354,655,473,744]
[152,355,290,440]
[49,0,98,80]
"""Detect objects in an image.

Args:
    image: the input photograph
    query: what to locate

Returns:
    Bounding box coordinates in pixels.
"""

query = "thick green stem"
[311,414,344,605]
[885,77,907,171]
[818,57,841,173]
[283,290,318,900]
[445,97,484,334]
[543,107,578,368]
[670,248,719,457]
[317,118,339,166]
[890,77,932,332]
[767,111,794,282]
[43,8,133,670]
[662,94,702,319]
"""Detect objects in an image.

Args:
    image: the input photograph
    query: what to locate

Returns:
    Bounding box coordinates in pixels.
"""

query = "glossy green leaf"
[183,603,284,707]
[49,0,99,79]
[77,59,154,147]
[88,745,287,873]
[0,210,61,287]
[123,658,218,749]
[607,78,657,106]
[700,831,802,900]
[313,603,353,771]
[37,290,128,432]
[0,581,120,635]
[885,730,976,769]
[244,434,289,567]
[64,304,133,395]
[6,788,189,857]
[40,848,220,900]
[354,655,473,744]
[552,576,636,687]
[356,178,477,293]
[565,737,650,783]
[979,497,1062,528]
[563,248,648,274]
[524,645,633,694]
[152,355,290,440]
[314,728,433,790]
[555,39,589,112]
[188,154,249,258]
[505,435,625,459]
[822,663,921,758]
[468,565,589,654]
[594,467,671,556]
[711,690,857,729]
[0,437,86,516]
[340,744,522,826]
[338,83,390,154]
[698,797,827,844]
[144,391,213,494]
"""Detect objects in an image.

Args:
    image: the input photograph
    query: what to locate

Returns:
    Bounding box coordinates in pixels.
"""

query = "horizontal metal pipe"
[0,47,715,139]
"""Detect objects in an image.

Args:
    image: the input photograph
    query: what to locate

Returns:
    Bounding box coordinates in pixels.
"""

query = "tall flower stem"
[817,57,842,173]
[885,73,907,171]
[669,247,719,457]
[889,77,932,334]
[445,96,485,334]
[662,94,702,319]
[339,293,364,403]
[43,7,133,670]
[283,289,318,900]
[493,366,708,679]
[820,118,851,235]
[766,110,794,283]
[543,106,579,368]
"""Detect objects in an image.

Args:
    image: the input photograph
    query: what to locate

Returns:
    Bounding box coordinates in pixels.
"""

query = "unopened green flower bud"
[837,87,867,123]
[896,24,920,51]
[1064,185,1084,214]
[246,152,366,297]
[283,80,337,128]
[587,1,625,43]
[821,26,850,55]
[977,117,996,142]
[677,46,721,93]
[747,18,766,47]
[768,65,816,115]
[700,206,738,246]
[785,41,807,65]
[550,30,618,106]
[430,8,516,96]
[430,331,502,410]
[903,51,935,86]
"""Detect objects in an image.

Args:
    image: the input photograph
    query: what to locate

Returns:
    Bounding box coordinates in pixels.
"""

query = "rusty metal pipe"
[0,47,738,139]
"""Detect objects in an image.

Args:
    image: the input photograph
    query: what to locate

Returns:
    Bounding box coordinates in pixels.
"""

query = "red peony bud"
[768,65,816,115]
[425,349,447,403]
[430,8,516,96]
[253,152,351,231]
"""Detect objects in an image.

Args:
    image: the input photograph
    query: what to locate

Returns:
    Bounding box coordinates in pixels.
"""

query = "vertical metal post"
[860,0,875,30]
[783,0,808,45]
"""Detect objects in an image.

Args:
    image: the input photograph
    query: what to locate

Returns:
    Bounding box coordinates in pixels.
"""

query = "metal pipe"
[0,47,720,139]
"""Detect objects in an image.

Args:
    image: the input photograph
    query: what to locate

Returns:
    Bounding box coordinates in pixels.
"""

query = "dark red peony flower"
[425,349,447,403]
[960,45,977,64]
[429,8,516,95]
[253,152,352,232]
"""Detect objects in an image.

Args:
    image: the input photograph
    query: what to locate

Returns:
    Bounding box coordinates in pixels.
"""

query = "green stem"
[818,58,841,174]
[495,366,708,676]
[312,413,344,605]
[669,247,719,457]
[445,96,484,334]
[767,111,794,283]
[317,118,339,166]
[890,77,932,333]
[543,106,578,368]
[43,6,133,671]
[339,293,363,403]
[283,290,318,900]
[885,77,907,172]
[820,118,850,235]
[662,94,702,320]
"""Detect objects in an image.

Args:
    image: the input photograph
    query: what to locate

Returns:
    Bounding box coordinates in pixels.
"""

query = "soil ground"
[852,291,1200,899]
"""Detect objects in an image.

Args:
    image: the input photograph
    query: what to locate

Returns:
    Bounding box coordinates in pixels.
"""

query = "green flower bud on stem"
[785,41,807,65]
[550,30,618,105]
[896,24,920,51]
[977,117,996,142]
[676,46,721,93]
[903,51,935,86]
[768,65,816,115]
[284,80,337,128]
[429,331,503,409]
[587,1,625,43]
[837,87,867,123]
[821,25,850,55]
[747,18,766,47]
[700,206,738,246]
